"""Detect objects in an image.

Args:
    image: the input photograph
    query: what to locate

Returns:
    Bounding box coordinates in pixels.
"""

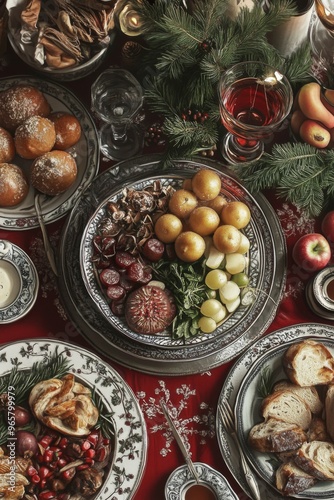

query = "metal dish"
[0,76,99,230]
[58,155,286,375]
[0,339,147,499]
[164,462,238,500]
[216,323,334,499]
[0,239,39,323]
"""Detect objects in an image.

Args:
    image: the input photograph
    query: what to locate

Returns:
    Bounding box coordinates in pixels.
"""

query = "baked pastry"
[30,150,77,196]
[261,389,312,430]
[248,417,307,453]
[283,340,334,386]
[276,461,317,496]
[294,441,334,480]
[273,380,323,415]
[29,374,99,437]
[14,116,56,160]
[49,111,82,150]
[0,85,51,132]
[0,127,15,163]
[0,163,29,207]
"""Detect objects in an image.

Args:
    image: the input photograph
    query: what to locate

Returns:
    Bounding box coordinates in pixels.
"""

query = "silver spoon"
[34,193,58,276]
[160,399,200,483]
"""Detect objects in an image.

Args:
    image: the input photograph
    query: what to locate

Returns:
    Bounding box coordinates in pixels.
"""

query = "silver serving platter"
[58,155,286,375]
[0,76,99,230]
[216,323,334,499]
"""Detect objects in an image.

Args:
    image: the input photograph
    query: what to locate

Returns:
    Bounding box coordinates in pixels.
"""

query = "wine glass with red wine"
[218,61,293,164]
[309,0,334,79]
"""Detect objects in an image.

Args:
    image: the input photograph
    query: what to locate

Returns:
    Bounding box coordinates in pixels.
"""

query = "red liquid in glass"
[223,78,286,128]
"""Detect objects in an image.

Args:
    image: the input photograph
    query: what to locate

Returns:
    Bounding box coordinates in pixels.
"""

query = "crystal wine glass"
[309,0,334,79]
[91,68,144,161]
[218,61,293,164]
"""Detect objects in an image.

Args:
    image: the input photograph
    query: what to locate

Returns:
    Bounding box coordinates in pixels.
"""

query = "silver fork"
[218,400,261,500]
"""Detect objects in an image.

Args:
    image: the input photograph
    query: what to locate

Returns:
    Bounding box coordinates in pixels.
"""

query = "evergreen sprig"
[235,143,334,216]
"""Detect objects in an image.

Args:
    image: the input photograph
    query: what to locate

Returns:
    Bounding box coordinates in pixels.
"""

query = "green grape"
[198,316,217,333]
[200,298,223,317]
[205,269,228,290]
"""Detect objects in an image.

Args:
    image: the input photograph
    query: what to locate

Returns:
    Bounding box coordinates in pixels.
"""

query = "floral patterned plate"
[0,239,39,323]
[0,339,147,499]
[0,76,99,230]
[216,323,334,499]
[164,462,238,499]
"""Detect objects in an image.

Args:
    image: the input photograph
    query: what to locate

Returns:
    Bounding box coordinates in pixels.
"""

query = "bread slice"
[325,385,334,441]
[283,340,334,387]
[248,417,307,453]
[295,441,334,480]
[262,389,312,430]
[273,379,323,415]
[276,461,317,496]
[308,416,330,443]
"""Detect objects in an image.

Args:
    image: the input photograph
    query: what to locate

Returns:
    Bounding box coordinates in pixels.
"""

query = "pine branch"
[164,115,218,149]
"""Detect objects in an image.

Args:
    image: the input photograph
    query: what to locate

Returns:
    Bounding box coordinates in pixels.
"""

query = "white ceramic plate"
[216,323,334,499]
[0,239,39,323]
[0,339,147,499]
[0,76,99,230]
[164,462,238,499]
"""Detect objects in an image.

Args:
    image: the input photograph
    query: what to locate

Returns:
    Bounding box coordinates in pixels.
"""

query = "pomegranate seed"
[38,492,56,500]
[39,466,50,479]
[31,474,41,484]
[39,436,53,448]
[57,458,68,468]
[27,465,38,476]
[50,446,61,452]
[81,440,91,451]
[59,438,68,449]
[102,438,110,445]
[96,448,107,462]
[77,464,89,471]
[87,432,99,447]
[40,478,47,489]
[84,458,95,465]
[84,449,95,459]
[37,454,44,463]
[43,450,54,462]
[61,468,75,481]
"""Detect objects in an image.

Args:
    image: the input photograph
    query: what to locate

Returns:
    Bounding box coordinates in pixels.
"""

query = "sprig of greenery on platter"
[92,389,115,440]
[152,258,207,339]
[235,143,334,217]
[257,365,274,399]
[137,0,313,165]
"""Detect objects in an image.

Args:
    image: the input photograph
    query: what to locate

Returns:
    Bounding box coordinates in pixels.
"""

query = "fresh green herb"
[152,258,207,339]
[92,389,115,440]
[258,365,274,398]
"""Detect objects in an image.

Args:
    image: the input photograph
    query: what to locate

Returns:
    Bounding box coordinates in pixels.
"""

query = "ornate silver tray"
[58,155,286,375]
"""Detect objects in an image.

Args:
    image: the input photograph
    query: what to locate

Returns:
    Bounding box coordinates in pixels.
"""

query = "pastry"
[49,111,82,150]
[15,115,56,160]
[0,127,15,163]
[30,150,77,196]
[0,163,29,207]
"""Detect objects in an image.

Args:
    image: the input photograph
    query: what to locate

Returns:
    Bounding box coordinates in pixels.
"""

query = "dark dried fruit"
[142,238,165,262]
[125,285,174,334]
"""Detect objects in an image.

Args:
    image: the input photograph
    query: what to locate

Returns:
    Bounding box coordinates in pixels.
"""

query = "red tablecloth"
[0,32,333,500]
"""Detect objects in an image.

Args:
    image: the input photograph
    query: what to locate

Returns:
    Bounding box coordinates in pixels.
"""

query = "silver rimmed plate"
[234,335,334,499]
[216,323,334,499]
[80,168,270,349]
[0,239,39,323]
[58,155,286,375]
[0,76,99,230]
[164,462,238,499]
[0,339,147,499]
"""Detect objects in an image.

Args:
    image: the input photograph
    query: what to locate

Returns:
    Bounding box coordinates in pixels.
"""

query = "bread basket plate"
[0,239,39,323]
[0,76,99,230]
[79,162,283,350]
[216,323,334,499]
[0,339,147,499]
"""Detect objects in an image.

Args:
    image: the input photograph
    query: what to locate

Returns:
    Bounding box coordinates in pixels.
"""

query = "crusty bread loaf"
[294,441,334,480]
[308,417,330,443]
[262,389,312,431]
[325,385,334,441]
[273,379,323,415]
[283,340,334,386]
[248,417,307,453]
[275,461,317,496]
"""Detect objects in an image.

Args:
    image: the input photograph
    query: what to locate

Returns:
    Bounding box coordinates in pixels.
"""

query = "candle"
[119,5,144,36]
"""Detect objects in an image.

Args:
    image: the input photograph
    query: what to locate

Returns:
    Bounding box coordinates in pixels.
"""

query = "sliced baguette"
[276,461,317,496]
[325,384,334,441]
[295,441,334,480]
[308,416,330,443]
[262,389,312,431]
[283,340,334,387]
[248,417,307,453]
[273,379,323,415]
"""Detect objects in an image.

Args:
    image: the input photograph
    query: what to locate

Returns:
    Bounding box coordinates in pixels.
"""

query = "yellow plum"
[290,109,306,136]
[298,82,334,129]
[299,119,331,148]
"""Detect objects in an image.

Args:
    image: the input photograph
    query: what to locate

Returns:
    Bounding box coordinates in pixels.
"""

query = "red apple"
[322,210,334,242]
[292,233,331,272]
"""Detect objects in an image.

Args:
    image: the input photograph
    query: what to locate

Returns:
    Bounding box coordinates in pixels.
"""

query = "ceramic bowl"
[164,462,238,500]
[0,240,39,323]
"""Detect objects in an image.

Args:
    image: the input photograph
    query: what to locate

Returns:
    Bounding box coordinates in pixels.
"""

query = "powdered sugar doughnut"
[30,150,77,196]
[49,112,82,150]
[0,163,29,207]
[15,116,56,160]
[0,85,51,132]
[0,128,15,163]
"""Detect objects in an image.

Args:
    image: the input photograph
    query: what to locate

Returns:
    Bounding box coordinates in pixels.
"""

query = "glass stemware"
[91,68,144,161]
[309,1,334,78]
[218,61,293,164]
